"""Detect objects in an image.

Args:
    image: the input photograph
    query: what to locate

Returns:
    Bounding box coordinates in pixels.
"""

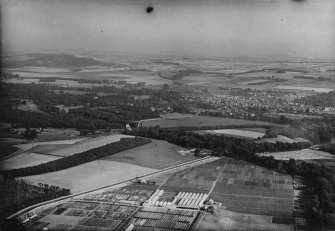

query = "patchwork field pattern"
[26,186,153,231]
[210,159,294,225]
[129,207,199,231]
[161,158,229,193]
[21,157,294,231]
[161,157,294,230]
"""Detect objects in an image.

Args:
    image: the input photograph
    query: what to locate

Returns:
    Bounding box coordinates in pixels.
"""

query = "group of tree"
[296,90,335,107]
[2,137,151,178]
[0,179,70,228]
[124,126,310,165]
[319,143,335,155]
[262,115,335,144]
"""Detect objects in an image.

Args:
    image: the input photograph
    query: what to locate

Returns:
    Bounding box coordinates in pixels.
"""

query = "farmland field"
[161,158,228,193]
[20,160,157,192]
[0,134,134,172]
[0,138,27,145]
[194,129,265,139]
[24,185,200,231]
[140,115,273,128]
[0,152,61,170]
[37,128,80,141]
[273,85,335,93]
[31,134,133,157]
[160,157,294,230]
[257,148,335,160]
[14,134,131,157]
[210,160,294,221]
[14,138,86,151]
[17,100,45,113]
[106,139,197,169]
[13,157,295,231]
[192,211,293,231]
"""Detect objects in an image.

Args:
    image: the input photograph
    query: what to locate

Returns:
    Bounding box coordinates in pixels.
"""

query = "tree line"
[0,179,70,229]
[2,137,151,178]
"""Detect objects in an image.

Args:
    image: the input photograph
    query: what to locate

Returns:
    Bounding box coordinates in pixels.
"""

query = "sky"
[2,0,335,59]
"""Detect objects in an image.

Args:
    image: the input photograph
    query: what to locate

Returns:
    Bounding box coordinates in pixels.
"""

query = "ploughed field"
[210,160,293,222]
[160,158,294,231]
[194,128,265,139]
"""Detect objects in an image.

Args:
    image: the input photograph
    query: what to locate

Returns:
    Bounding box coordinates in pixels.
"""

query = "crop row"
[78,218,121,229]
[139,207,197,217]
[134,212,194,223]
[132,218,189,230]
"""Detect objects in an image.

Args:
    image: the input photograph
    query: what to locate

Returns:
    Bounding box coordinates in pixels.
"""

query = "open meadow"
[0,152,61,170]
[194,129,265,139]
[105,139,197,169]
[20,160,156,193]
[31,134,133,157]
[141,115,273,128]
[37,129,80,141]
[14,138,86,151]
[0,134,134,171]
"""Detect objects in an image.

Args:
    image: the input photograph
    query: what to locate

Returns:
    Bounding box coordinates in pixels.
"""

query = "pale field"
[30,144,72,154]
[45,134,133,157]
[12,72,75,78]
[20,160,157,193]
[17,100,45,113]
[257,149,335,160]
[192,212,292,231]
[0,152,61,170]
[160,112,194,119]
[141,115,273,128]
[3,78,40,84]
[274,85,335,93]
[38,128,80,141]
[236,71,296,80]
[106,139,196,169]
[2,78,113,88]
[14,138,87,151]
[14,67,71,73]
[0,138,27,145]
[239,79,271,85]
[199,129,265,139]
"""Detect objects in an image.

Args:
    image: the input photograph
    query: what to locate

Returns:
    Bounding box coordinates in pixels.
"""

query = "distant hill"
[3,54,110,68]
[159,69,202,80]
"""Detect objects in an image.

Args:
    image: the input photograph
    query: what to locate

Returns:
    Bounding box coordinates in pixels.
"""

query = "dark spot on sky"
[146,6,153,13]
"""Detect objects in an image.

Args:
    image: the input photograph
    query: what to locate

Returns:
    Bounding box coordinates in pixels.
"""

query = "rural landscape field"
[1,0,335,230]
[13,157,296,231]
